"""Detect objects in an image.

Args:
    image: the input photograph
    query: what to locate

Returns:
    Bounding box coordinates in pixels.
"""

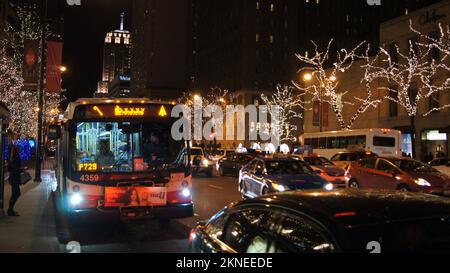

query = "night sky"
[61,0,131,105]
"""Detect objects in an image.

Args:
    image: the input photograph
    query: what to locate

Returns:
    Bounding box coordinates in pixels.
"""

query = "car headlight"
[273,183,288,192]
[324,183,334,191]
[70,194,83,206]
[415,178,431,187]
[202,159,209,166]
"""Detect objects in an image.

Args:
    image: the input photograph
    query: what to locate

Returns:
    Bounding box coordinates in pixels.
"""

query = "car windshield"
[266,161,314,175]
[304,157,334,166]
[191,149,203,156]
[392,159,438,173]
[72,121,185,173]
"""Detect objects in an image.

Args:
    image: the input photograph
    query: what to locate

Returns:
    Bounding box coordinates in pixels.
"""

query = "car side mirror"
[47,125,61,140]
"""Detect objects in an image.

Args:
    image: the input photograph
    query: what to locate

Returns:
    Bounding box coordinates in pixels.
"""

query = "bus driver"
[96,140,115,169]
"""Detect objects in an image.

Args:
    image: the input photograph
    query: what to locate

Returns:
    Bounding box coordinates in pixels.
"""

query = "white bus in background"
[299,129,402,159]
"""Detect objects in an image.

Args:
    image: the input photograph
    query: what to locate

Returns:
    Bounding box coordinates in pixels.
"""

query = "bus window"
[356,135,366,148]
[346,136,356,146]
[337,137,346,149]
[319,138,327,149]
[373,136,396,147]
[327,137,336,149]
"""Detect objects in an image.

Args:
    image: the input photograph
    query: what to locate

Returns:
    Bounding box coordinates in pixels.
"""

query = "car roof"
[233,190,450,228]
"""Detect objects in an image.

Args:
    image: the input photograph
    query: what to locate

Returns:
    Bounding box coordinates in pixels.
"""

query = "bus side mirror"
[48,125,61,140]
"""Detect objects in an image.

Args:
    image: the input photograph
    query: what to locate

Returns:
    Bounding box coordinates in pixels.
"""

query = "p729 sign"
[67,0,81,6]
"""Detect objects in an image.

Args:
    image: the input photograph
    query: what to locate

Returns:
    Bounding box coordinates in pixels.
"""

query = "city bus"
[49,98,193,222]
[299,129,402,159]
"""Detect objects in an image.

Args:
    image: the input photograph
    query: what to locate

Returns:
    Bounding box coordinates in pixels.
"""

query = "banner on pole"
[23,40,39,90]
[45,41,63,93]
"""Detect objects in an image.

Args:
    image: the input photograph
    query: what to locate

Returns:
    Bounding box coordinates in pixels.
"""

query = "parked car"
[191,147,214,177]
[189,190,450,253]
[302,156,346,188]
[346,157,450,196]
[331,151,377,170]
[217,153,255,177]
[239,158,332,199]
[429,158,450,176]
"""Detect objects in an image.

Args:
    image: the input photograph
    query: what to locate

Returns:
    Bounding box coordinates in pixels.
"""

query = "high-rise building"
[130,0,192,100]
[95,12,131,97]
[297,0,444,58]
[191,0,299,97]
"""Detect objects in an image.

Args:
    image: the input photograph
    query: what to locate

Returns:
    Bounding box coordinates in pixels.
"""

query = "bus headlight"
[414,178,431,187]
[70,194,83,206]
[181,188,191,197]
[325,183,334,191]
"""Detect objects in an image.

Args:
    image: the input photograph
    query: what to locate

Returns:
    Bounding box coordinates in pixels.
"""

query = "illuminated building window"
[105,37,111,43]
[256,33,260,43]
[124,38,130,44]
[115,37,121,44]
[270,3,274,12]
[269,35,274,43]
[256,2,260,10]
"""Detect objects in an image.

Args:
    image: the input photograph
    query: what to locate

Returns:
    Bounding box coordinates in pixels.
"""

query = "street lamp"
[60,66,67,73]
[303,73,313,82]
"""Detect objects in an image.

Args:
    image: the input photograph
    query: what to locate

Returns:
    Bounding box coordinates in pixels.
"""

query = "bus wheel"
[349,180,359,189]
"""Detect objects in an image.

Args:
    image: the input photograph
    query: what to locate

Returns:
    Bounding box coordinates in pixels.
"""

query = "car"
[191,147,215,177]
[302,156,346,188]
[188,190,450,253]
[429,158,450,176]
[209,148,235,163]
[217,153,255,177]
[330,151,377,170]
[346,157,450,196]
[239,157,332,199]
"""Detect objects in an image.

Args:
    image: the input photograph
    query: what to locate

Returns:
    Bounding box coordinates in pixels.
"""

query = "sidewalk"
[0,161,60,253]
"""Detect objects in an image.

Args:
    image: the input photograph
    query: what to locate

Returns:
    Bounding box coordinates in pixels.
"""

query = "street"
[0,168,241,253]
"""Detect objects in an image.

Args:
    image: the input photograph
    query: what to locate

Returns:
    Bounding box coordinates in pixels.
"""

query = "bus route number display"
[79,163,98,172]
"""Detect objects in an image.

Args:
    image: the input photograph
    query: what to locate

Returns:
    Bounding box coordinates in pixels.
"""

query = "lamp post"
[34,0,48,182]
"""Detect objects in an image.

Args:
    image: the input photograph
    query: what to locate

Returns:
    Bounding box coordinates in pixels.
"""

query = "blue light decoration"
[14,139,34,161]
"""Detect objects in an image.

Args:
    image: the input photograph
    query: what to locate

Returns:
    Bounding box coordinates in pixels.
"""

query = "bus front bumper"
[68,203,194,221]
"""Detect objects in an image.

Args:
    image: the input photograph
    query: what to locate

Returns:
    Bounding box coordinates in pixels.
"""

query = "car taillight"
[189,229,196,242]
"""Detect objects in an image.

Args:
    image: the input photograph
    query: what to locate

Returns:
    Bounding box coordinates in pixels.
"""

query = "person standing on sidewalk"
[7,145,22,216]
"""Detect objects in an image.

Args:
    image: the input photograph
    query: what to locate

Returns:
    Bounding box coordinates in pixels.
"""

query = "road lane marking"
[208,185,224,190]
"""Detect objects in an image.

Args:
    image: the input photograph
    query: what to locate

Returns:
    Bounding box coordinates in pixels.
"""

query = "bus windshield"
[72,121,185,173]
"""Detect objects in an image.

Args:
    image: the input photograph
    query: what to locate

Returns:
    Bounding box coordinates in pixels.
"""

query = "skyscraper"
[130,0,192,100]
[95,12,131,97]
[191,0,299,96]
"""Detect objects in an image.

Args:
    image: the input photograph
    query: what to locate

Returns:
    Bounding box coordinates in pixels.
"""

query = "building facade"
[95,12,131,97]
[303,0,450,161]
[130,0,192,100]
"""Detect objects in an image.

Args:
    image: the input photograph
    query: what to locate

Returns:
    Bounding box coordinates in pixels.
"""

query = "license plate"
[105,187,167,207]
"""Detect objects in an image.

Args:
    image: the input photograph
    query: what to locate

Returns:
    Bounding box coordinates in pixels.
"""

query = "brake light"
[189,229,196,242]
[334,212,357,218]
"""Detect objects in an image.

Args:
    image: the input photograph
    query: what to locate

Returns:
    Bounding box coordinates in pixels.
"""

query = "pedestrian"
[7,145,22,216]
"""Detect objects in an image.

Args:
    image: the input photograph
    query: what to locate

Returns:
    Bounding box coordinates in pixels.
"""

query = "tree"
[294,40,381,130]
[179,88,237,143]
[0,3,60,138]
[363,24,450,158]
[260,85,303,143]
